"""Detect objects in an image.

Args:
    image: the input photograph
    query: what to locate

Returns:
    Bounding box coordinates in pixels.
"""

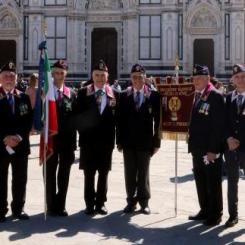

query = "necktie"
[57,90,62,107]
[193,92,201,108]
[237,94,243,114]
[135,91,141,110]
[7,93,14,114]
[95,89,105,113]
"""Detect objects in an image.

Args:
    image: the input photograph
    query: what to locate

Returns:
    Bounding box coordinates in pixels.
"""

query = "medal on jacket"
[19,103,28,116]
[148,105,152,114]
[199,103,210,115]
[64,100,72,112]
[204,104,210,115]
[109,98,116,115]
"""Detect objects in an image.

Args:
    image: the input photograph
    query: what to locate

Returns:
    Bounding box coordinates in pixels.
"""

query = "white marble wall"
[0,0,245,80]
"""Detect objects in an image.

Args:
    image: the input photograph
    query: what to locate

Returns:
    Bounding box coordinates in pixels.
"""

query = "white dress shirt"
[95,85,107,114]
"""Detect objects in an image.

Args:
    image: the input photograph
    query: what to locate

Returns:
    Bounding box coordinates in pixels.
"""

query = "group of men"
[0,60,161,223]
[0,59,244,230]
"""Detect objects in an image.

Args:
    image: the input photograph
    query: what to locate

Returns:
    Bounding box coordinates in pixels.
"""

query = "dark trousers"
[224,151,245,218]
[83,168,109,208]
[192,153,223,219]
[123,149,151,207]
[44,150,74,212]
[0,155,28,216]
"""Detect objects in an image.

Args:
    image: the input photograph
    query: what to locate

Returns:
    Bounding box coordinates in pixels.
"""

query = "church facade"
[0,0,244,83]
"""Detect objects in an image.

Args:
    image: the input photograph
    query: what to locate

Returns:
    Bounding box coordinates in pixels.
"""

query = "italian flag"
[39,47,58,165]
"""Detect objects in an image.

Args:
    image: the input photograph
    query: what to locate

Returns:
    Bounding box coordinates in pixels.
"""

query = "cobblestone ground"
[0,135,245,245]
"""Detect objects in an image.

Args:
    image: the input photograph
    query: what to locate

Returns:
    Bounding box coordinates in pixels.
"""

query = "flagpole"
[43,118,47,220]
[42,20,48,221]
[174,55,179,217]
[174,133,178,217]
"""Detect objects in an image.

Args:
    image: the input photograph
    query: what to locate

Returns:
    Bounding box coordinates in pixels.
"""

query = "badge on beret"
[0,61,16,73]
[131,64,146,74]
[99,62,104,70]
[9,62,14,69]
[232,64,245,76]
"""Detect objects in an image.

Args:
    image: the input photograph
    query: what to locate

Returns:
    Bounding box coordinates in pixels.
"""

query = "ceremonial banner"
[157,83,195,138]
[39,41,58,165]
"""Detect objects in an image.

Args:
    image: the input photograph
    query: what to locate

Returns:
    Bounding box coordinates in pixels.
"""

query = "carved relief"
[0,14,17,28]
[191,7,217,29]
[88,0,121,10]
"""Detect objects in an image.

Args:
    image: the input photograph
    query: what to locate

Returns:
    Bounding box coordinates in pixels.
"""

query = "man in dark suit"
[76,60,117,215]
[0,62,33,222]
[117,64,161,215]
[45,60,76,217]
[224,64,245,228]
[188,64,225,226]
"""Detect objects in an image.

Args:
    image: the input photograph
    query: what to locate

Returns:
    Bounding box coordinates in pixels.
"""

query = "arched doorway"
[193,39,214,76]
[0,40,16,68]
[91,28,118,83]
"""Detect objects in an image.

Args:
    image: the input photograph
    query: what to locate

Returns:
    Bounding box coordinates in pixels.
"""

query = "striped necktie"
[237,94,243,114]
[7,93,14,114]
[135,91,141,110]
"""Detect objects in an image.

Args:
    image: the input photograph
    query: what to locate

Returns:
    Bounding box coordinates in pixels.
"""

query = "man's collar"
[195,88,205,95]
[133,87,144,94]
[94,85,106,93]
[231,90,245,102]
[54,84,64,92]
[3,88,15,95]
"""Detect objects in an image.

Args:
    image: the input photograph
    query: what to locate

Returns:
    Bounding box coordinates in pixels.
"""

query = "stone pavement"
[0,135,245,245]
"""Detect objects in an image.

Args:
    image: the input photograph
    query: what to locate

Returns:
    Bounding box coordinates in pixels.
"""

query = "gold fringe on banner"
[161,131,188,141]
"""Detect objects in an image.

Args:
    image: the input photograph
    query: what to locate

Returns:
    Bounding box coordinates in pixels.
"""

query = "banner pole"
[42,20,48,221]
[43,134,47,220]
[174,133,178,217]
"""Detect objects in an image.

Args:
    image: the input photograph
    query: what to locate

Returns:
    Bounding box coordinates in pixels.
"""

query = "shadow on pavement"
[0,211,244,244]
[170,174,194,184]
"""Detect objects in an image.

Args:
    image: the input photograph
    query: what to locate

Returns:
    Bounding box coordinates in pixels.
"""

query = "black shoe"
[140,206,151,215]
[12,211,29,220]
[203,217,222,226]
[225,217,238,228]
[188,211,207,221]
[56,210,68,217]
[84,206,95,215]
[96,205,108,215]
[0,215,6,223]
[123,204,137,214]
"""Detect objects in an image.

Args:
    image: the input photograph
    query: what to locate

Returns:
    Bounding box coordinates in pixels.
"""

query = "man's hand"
[3,135,21,148]
[207,152,216,162]
[227,137,240,151]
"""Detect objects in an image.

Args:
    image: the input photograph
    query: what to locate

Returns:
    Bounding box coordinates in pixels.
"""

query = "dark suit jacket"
[53,85,77,155]
[75,84,117,170]
[225,91,245,152]
[117,85,161,153]
[0,88,33,156]
[188,85,225,155]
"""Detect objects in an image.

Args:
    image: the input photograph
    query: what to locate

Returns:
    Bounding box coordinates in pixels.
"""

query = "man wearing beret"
[117,64,161,214]
[0,62,33,222]
[188,64,225,226]
[76,60,117,215]
[224,64,245,228]
[45,60,77,217]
